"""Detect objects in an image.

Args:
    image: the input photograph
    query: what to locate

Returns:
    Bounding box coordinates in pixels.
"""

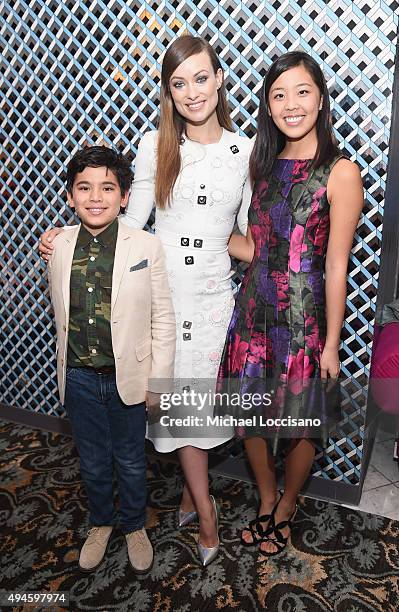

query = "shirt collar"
[76,219,118,250]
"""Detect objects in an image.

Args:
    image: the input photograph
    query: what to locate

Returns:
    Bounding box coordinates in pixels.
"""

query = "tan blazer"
[47,220,176,405]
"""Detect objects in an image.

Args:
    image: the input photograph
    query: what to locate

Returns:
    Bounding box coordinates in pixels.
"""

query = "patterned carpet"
[1,419,398,612]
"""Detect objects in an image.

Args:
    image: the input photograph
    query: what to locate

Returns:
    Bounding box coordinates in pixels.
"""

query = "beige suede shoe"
[78,526,113,572]
[125,528,154,574]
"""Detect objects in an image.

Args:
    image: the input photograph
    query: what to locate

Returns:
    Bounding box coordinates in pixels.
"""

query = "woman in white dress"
[40,35,252,565]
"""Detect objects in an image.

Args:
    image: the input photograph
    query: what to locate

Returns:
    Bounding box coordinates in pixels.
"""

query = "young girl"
[218,51,363,556]
[39,35,253,566]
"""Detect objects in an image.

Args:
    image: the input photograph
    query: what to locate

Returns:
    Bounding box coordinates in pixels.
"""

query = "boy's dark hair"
[66,146,133,196]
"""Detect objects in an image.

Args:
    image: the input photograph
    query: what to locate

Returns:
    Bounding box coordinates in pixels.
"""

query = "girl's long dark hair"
[249,51,340,185]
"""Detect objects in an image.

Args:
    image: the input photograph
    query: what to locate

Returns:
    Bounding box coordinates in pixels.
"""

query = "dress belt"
[156,229,228,252]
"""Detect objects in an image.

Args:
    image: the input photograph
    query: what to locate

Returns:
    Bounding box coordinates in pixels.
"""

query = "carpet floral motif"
[0,420,398,611]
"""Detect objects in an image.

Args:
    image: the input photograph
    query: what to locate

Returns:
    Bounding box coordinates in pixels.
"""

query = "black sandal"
[240,492,282,547]
[259,503,298,557]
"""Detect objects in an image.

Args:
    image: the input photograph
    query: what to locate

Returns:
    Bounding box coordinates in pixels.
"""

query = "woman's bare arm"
[228,225,254,263]
[321,158,363,378]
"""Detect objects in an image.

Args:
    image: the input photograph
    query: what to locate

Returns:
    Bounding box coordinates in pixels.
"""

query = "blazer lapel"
[112,221,132,309]
[60,227,80,314]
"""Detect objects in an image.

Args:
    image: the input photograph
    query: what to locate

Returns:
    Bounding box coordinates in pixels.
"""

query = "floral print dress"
[216,158,343,452]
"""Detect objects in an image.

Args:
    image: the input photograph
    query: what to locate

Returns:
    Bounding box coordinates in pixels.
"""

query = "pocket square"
[130,259,148,272]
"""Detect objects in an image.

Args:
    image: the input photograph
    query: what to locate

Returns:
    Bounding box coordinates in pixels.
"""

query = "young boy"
[47,146,175,573]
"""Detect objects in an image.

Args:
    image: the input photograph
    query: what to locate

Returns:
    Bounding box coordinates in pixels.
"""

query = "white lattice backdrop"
[1,0,398,483]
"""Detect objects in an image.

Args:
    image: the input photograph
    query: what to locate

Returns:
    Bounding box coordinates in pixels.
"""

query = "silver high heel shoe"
[178,508,198,527]
[197,495,219,567]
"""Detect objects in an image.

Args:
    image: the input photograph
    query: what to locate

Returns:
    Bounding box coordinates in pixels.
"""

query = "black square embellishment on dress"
[197,195,207,205]
[185,256,194,265]
[230,145,239,154]
[194,239,203,248]
[183,333,191,341]
[183,321,192,329]
[182,385,190,391]
[181,237,189,246]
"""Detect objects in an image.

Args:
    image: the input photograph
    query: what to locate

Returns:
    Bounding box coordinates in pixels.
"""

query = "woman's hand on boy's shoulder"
[39,227,64,262]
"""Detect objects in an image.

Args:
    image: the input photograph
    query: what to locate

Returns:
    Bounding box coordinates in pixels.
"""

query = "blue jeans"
[64,367,147,534]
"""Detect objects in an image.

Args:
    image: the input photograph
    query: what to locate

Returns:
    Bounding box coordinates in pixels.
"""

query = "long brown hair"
[155,35,233,209]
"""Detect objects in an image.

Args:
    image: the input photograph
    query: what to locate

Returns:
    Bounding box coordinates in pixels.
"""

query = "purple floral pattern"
[217,159,342,446]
